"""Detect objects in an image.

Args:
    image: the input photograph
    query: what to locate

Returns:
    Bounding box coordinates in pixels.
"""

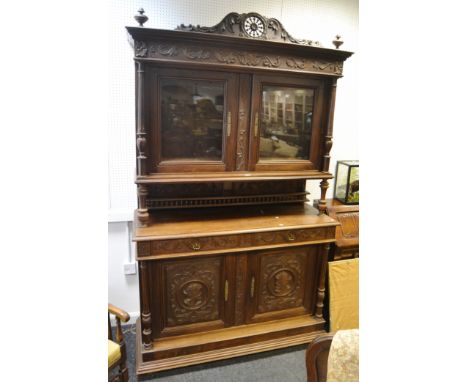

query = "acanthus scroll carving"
[286,57,306,69]
[135,41,148,57]
[215,51,280,67]
[137,41,343,75]
[311,60,343,75]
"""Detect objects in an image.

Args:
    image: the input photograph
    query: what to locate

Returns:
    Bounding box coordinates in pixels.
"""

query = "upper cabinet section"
[127,12,353,183]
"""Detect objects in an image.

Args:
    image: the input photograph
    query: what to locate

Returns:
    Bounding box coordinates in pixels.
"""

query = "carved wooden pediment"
[176,12,322,47]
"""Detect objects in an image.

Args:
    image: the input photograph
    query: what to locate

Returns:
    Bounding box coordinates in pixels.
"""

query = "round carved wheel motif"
[177,280,209,310]
[243,15,265,38]
[267,269,297,297]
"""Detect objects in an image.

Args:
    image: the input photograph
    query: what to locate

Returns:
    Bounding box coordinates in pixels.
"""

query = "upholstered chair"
[108,304,130,382]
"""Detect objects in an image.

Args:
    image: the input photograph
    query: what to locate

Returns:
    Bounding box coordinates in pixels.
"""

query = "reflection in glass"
[161,79,225,160]
[260,86,314,160]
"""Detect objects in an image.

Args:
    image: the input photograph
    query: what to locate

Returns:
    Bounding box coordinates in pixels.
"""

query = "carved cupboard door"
[151,255,235,338]
[246,246,319,324]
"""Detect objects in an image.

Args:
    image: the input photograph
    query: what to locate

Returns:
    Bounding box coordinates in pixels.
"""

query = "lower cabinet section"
[136,243,331,374]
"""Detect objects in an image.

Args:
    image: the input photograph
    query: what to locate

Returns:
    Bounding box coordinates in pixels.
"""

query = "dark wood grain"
[127,11,353,374]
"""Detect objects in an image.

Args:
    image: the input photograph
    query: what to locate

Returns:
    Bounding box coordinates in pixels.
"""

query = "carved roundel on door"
[267,269,297,297]
[177,280,209,310]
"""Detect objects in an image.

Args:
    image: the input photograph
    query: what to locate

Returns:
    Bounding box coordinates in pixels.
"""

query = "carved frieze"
[135,41,343,75]
[147,227,334,257]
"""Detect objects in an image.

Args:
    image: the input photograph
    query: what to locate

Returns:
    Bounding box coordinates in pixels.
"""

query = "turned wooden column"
[137,184,149,227]
[318,179,329,215]
[139,259,153,350]
[321,78,337,173]
[135,60,149,226]
[136,61,147,176]
[315,243,330,319]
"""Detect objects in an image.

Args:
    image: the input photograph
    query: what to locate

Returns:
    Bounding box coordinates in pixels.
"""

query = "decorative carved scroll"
[214,50,280,67]
[175,12,322,47]
[135,41,148,57]
[236,109,248,170]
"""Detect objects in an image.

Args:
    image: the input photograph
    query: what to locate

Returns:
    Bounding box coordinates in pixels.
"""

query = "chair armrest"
[108,303,130,323]
[305,333,335,382]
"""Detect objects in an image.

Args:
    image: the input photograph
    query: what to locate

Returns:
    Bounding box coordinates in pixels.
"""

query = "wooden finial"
[332,35,343,49]
[134,8,148,27]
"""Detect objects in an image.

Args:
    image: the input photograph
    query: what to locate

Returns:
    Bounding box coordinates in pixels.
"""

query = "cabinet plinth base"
[135,316,325,375]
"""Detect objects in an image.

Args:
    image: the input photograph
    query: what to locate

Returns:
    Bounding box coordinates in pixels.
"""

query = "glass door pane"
[259,86,314,160]
[160,78,225,161]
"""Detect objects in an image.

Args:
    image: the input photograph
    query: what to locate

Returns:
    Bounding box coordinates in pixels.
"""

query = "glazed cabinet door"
[150,255,236,338]
[246,246,319,324]
[248,74,326,171]
[147,67,239,173]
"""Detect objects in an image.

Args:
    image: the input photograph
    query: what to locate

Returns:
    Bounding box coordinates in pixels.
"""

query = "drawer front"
[138,227,335,257]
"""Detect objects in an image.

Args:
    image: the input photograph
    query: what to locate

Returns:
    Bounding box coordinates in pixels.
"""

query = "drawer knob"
[287,232,296,241]
[191,241,201,250]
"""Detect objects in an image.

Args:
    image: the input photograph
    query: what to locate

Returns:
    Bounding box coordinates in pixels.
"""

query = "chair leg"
[118,360,129,382]
[109,373,121,382]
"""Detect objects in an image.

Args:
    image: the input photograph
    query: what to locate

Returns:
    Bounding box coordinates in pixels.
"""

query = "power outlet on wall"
[123,262,137,275]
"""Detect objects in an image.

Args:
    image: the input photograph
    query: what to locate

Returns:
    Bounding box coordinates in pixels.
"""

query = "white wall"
[108,0,358,316]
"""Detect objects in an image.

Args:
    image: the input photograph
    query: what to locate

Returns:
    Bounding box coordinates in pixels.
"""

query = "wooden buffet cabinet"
[127,11,353,375]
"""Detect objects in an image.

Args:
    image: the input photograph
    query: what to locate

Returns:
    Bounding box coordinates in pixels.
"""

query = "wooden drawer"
[137,226,336,258]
